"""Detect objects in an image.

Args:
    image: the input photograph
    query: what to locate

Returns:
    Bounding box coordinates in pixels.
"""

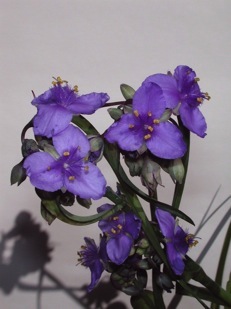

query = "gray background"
[1,1,230,308]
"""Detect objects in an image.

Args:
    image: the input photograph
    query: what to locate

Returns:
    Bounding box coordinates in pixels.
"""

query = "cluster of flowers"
[13,66,208,294]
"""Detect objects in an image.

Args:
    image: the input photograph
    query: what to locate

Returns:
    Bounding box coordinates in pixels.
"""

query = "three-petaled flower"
[23,125,106,199]
[32,78,109,137]
[98,204,142,265]
[104,82,186,159]
[77,236,108,292]
[155,208,198,275]
[144,65,209,137]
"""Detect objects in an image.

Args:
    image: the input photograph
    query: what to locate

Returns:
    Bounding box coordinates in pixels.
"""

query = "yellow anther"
[117,224,123,230]
[63,151,70,156]
[185,234,198,247]
[129,124,135,129]
[68,175,75,181]
[73,85,79,92]
[113,216,119,221]
[194,77,200,82]
[133,110,139,117]
[148,111,152,117]
[52,76,68,86]
[148,126,153,132]
[204,92,211,100]
[144,134,151,140]
[197,97,203,103]
[84,165,89,172]
[111,228,117,234]
[153,119,160,124]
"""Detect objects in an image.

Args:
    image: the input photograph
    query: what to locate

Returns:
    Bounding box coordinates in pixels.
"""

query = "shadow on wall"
[0,211,129,309]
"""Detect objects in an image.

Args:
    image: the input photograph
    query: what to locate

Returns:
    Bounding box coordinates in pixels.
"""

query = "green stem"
[211,222,231,309]
[172,117,190,209]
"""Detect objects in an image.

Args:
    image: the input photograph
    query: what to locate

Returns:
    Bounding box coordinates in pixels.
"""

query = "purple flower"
[32,82,109,137]
[104,82,186,159]
[23,125,106,199]
[78,236,107,292]
[144,65,209,137]
[98,204,141,265]
[155,209,197,275]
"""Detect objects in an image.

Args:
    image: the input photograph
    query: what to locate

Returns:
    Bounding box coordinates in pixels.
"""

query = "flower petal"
[53,125,90,158]
[124,213,141,239]
[146,122,187,159]
[69,92,109,114]
[23,152,63,191]
[143,74,179,109]
[104,113,144,151]
[166,243,185,275]
[106,235,133,265]
[33,104,72,137]
[179,104,207,137]
[64,162,106,199]
[155,209,175,239]
[133,82,166,117]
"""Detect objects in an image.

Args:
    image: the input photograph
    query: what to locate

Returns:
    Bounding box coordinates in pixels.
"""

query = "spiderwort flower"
[144,65,209,137]
[77,236,107,292]
[32,77,109,137]
[104,82,186,159]
[155,209,198,275]
[23,125,106,199]
[98,204,142,265]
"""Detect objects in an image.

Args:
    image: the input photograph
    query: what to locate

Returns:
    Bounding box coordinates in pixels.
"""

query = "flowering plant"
[11,67,231,308]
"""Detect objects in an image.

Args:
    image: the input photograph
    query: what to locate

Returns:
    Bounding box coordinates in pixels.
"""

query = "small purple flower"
[77,236,107,292]
[98,204,142,265]
[155,209,197,275]
[144,65,209,137]
[104,82,186,159]
[23,125,106,199]
[32,81,109,137]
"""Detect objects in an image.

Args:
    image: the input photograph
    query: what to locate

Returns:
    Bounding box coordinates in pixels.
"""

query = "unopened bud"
[168,158,185,184]
[125,156,143,177]
[120,84,135,100]
[10,160,27,186]
[107,107,123,120]
[76,196,92,209]
[156,273,174,293]
[141,157,162,192]
[88,135,104,163]
[21,139,39,157]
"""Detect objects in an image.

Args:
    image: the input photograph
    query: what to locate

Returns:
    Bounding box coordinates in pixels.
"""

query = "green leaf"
[41,199,124,226]
[41,202,56,225]
[131,290,156,309]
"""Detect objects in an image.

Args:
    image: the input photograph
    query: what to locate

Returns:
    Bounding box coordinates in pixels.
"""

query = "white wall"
[1,1,230,308]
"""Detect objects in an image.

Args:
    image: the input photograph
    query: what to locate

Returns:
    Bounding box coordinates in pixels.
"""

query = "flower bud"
[156,273,174,293]
[21,139,39,157]
[168,158,185,184]
[120,84,135,100]
[76,196,92,209]
[141,156,162,192]
[88,135,104,163]
[125,155,144,177]
[10,160,27,186]
[107,107,123,120]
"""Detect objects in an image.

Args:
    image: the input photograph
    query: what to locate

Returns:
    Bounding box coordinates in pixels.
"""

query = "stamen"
[153,119,160,124]
[197,97,203,103]
[147,126,153,132]
[73,85,79,92]
[204,92,211,100]
[113,216,119,221]
[111,228,117,234]
[148,111,152,117]
[52,76,68,86]
[133,110,139,117]
[185,234,199,247]
[117,224,123,230]
[63,151,70,156]
[129,124,135,129]
[84,165,89,172]
[144,134,151,140]
[194,77,200,82]
[68,176,75,181]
